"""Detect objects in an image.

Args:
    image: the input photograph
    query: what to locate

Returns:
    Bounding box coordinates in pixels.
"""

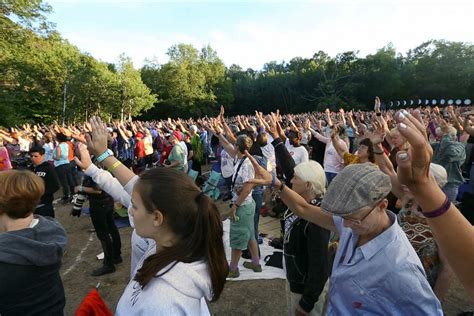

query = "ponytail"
[133,168,227,301]
[194,192,228,301]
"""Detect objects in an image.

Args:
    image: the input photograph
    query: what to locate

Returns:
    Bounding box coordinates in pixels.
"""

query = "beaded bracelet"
[276,182,286,195]
[108,161,122,173]
[422,196,451,218]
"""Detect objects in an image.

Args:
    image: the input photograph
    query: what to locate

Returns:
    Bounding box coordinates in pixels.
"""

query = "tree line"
[1,0,473,126]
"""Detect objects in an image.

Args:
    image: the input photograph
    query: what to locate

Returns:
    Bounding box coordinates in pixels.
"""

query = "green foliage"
[1,0,473,125]
[140,43,226,119]
[0,1,156,126]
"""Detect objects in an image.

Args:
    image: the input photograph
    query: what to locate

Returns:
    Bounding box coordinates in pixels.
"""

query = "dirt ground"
[56,200,473,316]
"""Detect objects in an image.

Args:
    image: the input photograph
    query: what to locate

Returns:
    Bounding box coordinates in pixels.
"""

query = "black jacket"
[284,203,330,313]
[308,136,326,166]
[0,216,67,316]
[271,137,295,185]
[82,176,114,209]
[31,161,60,206]
[272,137,330,313]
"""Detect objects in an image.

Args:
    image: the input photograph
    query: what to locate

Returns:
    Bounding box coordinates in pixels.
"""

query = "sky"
[47,0,474,70]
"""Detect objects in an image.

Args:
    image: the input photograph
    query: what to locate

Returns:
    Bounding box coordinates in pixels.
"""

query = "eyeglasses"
[341,201,380,225]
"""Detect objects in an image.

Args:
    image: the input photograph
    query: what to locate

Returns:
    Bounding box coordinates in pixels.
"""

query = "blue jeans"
[325,172,338,186]
[252,191,264,240]
[443,184,459,202]
[154,151,161,163]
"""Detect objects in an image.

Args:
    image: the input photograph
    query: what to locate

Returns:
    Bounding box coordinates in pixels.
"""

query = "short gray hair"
[293,161,326,196]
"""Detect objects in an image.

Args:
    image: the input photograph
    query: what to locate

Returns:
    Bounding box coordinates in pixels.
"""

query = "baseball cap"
[321,163,392,216]
[173,131,182,141]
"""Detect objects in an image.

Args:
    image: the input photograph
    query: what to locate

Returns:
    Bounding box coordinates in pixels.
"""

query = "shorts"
[230,200,256,250]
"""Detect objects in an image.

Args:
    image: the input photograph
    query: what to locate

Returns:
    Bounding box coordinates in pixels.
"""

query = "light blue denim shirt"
[327,211,443,315]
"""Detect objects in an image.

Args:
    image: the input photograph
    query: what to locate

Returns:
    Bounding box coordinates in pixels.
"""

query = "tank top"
[54,143,69,167]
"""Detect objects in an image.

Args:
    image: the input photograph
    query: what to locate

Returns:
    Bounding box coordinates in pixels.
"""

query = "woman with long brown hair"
[80,117,228,315]
[116,167,228,314]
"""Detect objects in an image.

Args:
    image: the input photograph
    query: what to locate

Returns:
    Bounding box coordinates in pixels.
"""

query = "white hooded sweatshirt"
[116,244,212,315]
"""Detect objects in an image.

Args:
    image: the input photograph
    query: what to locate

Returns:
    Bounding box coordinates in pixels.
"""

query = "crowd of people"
[0,99,473,315]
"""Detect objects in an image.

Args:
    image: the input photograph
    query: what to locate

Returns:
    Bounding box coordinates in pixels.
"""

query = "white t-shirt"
[220,149,234,178]
[261,143,276,173]
[179,141,188,172]
[143,135,154,156]
[285,140,309,165]
[323,140,347,173]
[301,130,311,145]
[18,137,31,152]
[43,143,54,162]
[231,157,255,206]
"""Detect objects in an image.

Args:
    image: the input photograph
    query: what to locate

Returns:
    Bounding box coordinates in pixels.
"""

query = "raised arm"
[308,126,330,144]
[86,117,136,186]
[210,121,237,158]
[395,109,474,299]
[246,152,336,232]
[339,108,347,126]
[275,119,287,143]
[324,108,333,127]
[331,133,348,159]
[220,116,237,144]
[463,116,474,136]
[0,130,14,144]
[374,96,381,113]
[271,137,296,184]
[446,106,463,132]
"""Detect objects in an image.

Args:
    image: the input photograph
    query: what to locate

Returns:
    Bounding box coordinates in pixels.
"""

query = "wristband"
[422,196,451,218]
[271,173,276,188]
[96,149,113,163]
[108,161,121,173]
[374,150,384,155]
[277,182,286,194]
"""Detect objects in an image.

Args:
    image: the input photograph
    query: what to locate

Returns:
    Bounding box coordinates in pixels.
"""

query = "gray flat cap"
[321,163,392,216]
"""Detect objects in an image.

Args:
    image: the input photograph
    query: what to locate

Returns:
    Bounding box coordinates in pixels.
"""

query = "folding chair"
[202,170,221,200]
[188,169,199,182]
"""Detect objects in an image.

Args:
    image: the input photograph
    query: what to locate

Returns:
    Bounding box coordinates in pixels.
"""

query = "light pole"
[62,81,67,126]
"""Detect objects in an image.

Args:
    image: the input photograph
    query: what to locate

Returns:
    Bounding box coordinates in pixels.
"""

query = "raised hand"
[366,120,385,145]
[86,116,109,156]
[374,96,381,112]
[74,143,93,170]
[394,110,433,190]
[219,105,225,118]
[266,119,279,138]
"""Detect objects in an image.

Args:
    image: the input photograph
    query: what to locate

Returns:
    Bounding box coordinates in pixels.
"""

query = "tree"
[116,55,156,120]
[140,43,226,118]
